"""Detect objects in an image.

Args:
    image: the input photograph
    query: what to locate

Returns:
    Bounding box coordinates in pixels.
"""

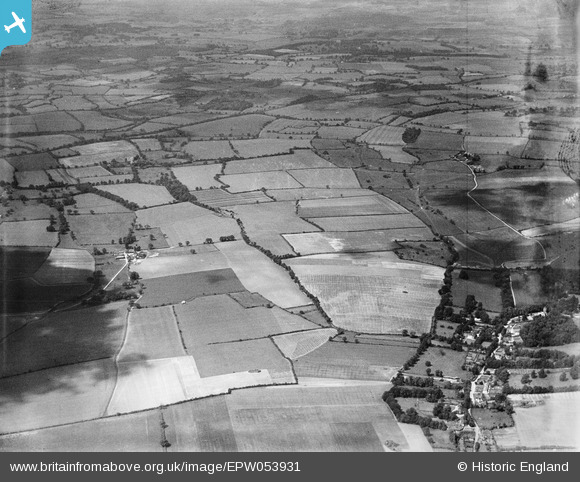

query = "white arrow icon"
[4,12,26,34]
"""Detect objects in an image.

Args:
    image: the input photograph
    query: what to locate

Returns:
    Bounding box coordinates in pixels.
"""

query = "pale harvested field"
[225,384,407,451]
[317,125,367,140]
[397,423,433,452]
[73,140,137,157]
[417,111,524,137]
[98,184,175,208]
[0,359,116,434]
[273,328,336,359]
[131,138,162,151]
[309,213,426,232]
[286,254,443,334]
[15,170,51,187]
[172,164,223,190]
[221,171,302,192]
[267,187,377,201]
[0,302,127,378]
[283,227,433,255]
[193,189,272,208]
[0,220,58,247]
[288,168,360,189]
[17,134,79,151]
[231,139,311,158]
[73,193,131,214]
[33,248,94,285]
[217,241,311,308]
[182,141,236,160]
[495,392,580,451]
[357,125,406,145]
[0,409,165,451]
[174,294,317,345]
[293,341,411,380]
[118,306,186,362]
[224,151,333,174]
[298,195,408,217]
[135,250,230,279]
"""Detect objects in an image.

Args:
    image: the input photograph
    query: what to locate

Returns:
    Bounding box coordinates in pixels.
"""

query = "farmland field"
[217,241,311,308]
[221,171,302,192]
[511,271,550,307]
[224,384,408,451]
[230,139,311,158]
[370,146,418,164]
[451,269,503,313]
[494,392,580,451]
[135,250,230,279]
[193,189,272,208]
[182,141,236,160]
[284,227,433,255]
[65,166,112,179]
[118,306,186,362]
[138,269,246,307]
[224,151,333,174]
[288,168,360,189]
[273,328,336,359]
[286,253,443,334]
[181,114,274,139]
[298,195,408,217]
[15,170,51,187]
[308,213,426,232]
[267,187,377,201]
[406,346,469,380]
[172,164,223,190]
[0,158,15,183]
[32,248,94,285]
[98,184,175,208]
[357,125,406,145]
[67,212,135,245]
[0,220,58,247]
[73,193,132,214]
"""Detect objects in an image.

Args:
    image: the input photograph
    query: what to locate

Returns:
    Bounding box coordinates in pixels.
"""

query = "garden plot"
[174,294,317,345]
[0,302,126,378]
[286,253,443,334]
[217,241,311,309]
[67,212,135,245]
[495,392,580,451]
[0,220,58,247]
[358,125,406,145]
[283,227,433,256]
[182,141,236,160]
[172,164,223,190]
[298,195,408,218]
[15,170,50,187]
[225,384,408,452]
[32,248,94,285]
[136,202,239,247]
[288,168,360,189]
[310,213,426,232]
[138,269,246,307]
[0,359,116,434]
[73,193,131,214]
[231,139,311,158]
[370,146,418,164]
[98,184,175,208]
[273,328,336,359]
[135,250,230,280]
[229,201,319,256]
[224,151,333,174]
[118,306,185,362]
[193,189,272,208]
[221,171,302,193]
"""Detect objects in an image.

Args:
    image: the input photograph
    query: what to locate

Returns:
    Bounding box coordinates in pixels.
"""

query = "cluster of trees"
[402,334,431,371]
[392,374,434,388]
[520,311,580,347]
[492,267,515,310]
[432,402,458,421]
[486,347,577,370]
[77,183,139,211]
[390,386,444,402]
[402,127,421,144]
[382,392,447,430]
[219,235,235,242]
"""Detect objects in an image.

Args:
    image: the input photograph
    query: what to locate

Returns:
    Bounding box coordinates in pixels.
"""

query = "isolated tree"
[538,368,547,379]
[521,373,531,384]
[533,63,549,82]
[130,271,140,281]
